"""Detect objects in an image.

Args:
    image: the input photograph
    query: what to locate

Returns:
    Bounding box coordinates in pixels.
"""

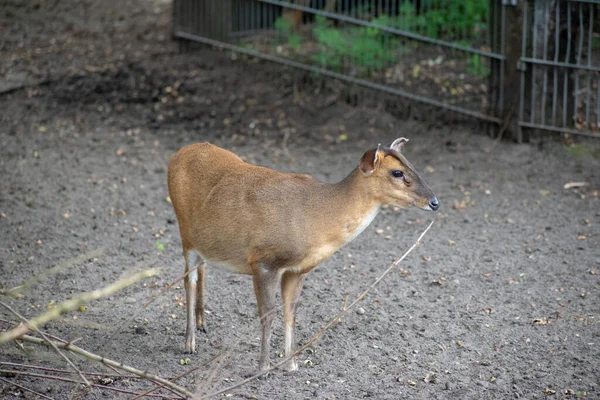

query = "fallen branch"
[13,335,194,399]
[0,362,139,379]
[0,375,55,400]
[0,301,91,386]
[198,220,435,399]
[0,369,180,399]
[0,268,158,344]
[1,248,104,297]
[0,319,67,343]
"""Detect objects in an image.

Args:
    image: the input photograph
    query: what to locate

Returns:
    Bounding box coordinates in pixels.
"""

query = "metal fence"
[172,0,600,140]
[519,0,599,140]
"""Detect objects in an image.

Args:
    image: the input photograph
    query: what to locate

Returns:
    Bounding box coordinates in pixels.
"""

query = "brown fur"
[167,139,438,371]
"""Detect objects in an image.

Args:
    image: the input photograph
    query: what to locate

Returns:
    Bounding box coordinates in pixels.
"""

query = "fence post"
[496,0,525,141]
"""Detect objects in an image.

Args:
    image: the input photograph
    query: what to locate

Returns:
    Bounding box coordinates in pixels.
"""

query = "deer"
[167,137,439,372]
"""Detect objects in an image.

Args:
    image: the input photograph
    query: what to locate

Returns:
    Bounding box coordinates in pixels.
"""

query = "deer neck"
[325,168,382,245]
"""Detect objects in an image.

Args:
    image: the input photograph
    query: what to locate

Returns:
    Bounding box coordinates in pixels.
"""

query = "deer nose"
[428,196,440,211]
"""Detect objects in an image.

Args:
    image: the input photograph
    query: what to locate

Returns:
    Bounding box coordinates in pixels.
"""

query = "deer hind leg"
[250,263,279,372]
[195,262,207,333]
[184,250,200,353]
[281,270,305,371]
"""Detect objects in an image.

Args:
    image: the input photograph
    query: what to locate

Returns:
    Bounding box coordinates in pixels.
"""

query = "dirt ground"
[1,1,600,399]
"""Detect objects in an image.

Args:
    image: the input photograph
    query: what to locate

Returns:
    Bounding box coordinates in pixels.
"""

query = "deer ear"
[359,144,381,175]
[390,137,409,152]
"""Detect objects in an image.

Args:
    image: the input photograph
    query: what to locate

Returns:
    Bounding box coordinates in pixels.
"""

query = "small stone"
[357,307,365,315]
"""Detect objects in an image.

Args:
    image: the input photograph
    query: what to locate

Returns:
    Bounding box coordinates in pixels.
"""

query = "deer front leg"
[195,262,207,333]
[184,251,199,353]
[251,263,279,372]
[281,271,305,372]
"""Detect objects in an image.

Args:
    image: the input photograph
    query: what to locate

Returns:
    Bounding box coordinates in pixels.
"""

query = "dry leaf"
[564,182,588,190]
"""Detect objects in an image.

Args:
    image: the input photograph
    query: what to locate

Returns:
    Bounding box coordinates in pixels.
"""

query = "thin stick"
[0,301,91,386]
[0,268,159,343]
[0,319,68,344]
[0,370,180,399]
[130,352,224,400]
[1,248,104,296]
[14,335,194,399]
[0,362,139,379]
[0,375,56,400]
[143,266,199,308]
[198,221,435,399]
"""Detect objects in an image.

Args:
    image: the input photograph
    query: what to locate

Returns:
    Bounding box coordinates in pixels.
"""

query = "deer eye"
[391,170,404,178]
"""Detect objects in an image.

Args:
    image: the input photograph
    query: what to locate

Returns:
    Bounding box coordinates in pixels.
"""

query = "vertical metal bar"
[202,0,206,39]
[499,1,505,120]
[199,0,203,38]
[343,0,348,74]
[190,0,198,35]
[597,76,600,131]
[551,0,559,126]
[585,4,592,129]
[462,0,468,43]
[250,0,255,34]
[424,0,430,37]
[573,4,584,128]
[262,0,265,31]
[531,0,538,124]
[487,0,492,56]
[518,0,528,143]
[383,0,388,73]
[540,0,549,125]
[562,2,572,128]
[191,0,196,36]
[183,0,189,32]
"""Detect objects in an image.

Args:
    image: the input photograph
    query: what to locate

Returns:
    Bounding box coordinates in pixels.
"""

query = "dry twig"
[0,301,91,387]
[0,375,56,400]
[0,268,159,343]
[0,362,138,379]
[0,369,180,399]
[13,335,194,398]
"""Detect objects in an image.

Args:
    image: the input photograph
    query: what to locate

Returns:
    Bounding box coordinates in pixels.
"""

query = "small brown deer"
[167,138,439,371]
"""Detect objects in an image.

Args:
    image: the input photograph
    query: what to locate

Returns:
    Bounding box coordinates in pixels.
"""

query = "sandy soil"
[1,1,600,399]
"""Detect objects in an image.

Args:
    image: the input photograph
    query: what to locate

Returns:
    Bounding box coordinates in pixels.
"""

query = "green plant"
[467,54,490,77]
[311,14,403,73]
[393,0,488,41]
[273,16,303,50]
